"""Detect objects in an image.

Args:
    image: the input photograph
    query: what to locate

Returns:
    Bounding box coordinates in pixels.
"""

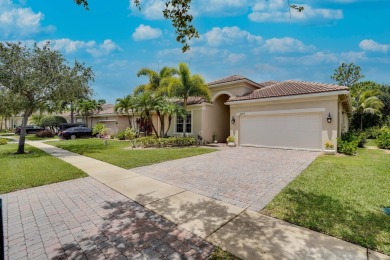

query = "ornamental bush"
[365,126,381,139]
[337,132,360,155]
[0,138,8,145]
[36,130,55,138]
[135,136,196,148]
[377,127,390,150]
[116,131,126,140]
[124,127,137,140]
[40,115,67,129]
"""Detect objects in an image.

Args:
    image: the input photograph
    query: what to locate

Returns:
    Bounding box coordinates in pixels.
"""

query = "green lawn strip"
[24,134,59,141]
[209,247,241,259]
[48,138,216,169]
[366,138,377,147]
[261,148,390,255]
[0,144,87,194]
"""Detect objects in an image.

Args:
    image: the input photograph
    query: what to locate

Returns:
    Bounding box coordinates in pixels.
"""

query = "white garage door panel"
[240,113,322,150]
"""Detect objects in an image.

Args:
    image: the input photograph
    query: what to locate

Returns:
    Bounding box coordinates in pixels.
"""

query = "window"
[176,112,192,133]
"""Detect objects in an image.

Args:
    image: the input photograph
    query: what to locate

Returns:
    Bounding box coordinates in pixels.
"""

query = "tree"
[0,42,71,154]
[162,101,187,137]
[114,95,136,128]
[59,61,94,123]
[167,62,211,135]
[76,99,104,127]
[0,87,21,130]
[74,1,303,52]
[134,92,161,137]
[353,90,384,130]
[136,66,178,96]
[331,63,364,87]
[39,115,67,131]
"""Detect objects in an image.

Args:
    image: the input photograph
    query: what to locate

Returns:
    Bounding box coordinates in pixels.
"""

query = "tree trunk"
[147,111,159,137]
[164,115,172,137]
[0,117,3,130]
[360,114,363,131]
[17,111,31,154]
[70,101,74,124]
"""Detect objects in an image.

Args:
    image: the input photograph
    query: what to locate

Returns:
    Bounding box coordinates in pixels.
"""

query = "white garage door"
[240,112,322,151]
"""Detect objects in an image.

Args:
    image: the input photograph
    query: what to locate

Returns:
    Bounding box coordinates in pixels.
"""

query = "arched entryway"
[213,94,230,142]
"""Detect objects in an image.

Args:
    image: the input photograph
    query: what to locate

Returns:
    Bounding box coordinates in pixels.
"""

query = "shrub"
[0,138,8,145]
[36,130,55,138]
[377,127,390,150]
[365,126,382,139]
[226,136,235,142]
[337,132,360,155]
[135,136,196,148]
[40,115,67,129]
[93,123,109,136]
[357,132,367,148]
[324,140,334,149]
[116,131,126,140]
[124,128,137,140]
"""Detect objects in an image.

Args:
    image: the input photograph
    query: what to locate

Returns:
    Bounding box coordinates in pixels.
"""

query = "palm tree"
[353,90,384,130]
[76,99,104,127]
[135,66,178,96]
[134,92,161,137]
[167,62,211,135]
[162,101,187,137]
[115,95,136,128]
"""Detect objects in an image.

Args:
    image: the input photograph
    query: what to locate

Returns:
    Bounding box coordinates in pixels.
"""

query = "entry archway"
[213,94,231,142]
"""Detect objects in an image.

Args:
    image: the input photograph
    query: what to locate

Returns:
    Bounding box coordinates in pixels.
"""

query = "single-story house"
[165,75,352,151]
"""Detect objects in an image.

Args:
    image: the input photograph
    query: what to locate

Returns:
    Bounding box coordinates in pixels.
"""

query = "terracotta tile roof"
[259,81,278,87]
[228,80,348,102]
[208,75,261,87]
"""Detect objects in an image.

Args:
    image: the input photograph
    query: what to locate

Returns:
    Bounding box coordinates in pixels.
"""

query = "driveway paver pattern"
[132,147,320,211]
[1,177,214,260]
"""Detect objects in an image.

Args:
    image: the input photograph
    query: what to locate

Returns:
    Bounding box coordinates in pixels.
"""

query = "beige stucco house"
[165,75,352,152]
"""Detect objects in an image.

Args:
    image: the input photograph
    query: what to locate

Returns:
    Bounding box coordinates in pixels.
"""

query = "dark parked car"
[15,125,45,135]
[59,123,87,131]
[58,127,94,140]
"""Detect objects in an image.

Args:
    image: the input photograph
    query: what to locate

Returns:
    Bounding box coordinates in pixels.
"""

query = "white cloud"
[132,24,162,41]
[259,37,315,53]
[359,39,390,53]
[0,0,54,38]
[38,38,120,57]
[202,26,262,47]
[226,53,246,64]
[129,0,165,20]
[249,3,343,23]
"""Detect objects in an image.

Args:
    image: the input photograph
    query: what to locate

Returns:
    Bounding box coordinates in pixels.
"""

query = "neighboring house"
[166,75,352,151]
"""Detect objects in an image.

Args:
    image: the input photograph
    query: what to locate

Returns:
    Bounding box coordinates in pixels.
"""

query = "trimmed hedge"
[135,136,196,148]
[377,127,390,150]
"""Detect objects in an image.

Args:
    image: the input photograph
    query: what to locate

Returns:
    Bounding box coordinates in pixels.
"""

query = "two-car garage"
[239,109,323,151]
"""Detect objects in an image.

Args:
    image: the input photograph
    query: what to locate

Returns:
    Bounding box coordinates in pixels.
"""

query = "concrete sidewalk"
[28,141,389,260]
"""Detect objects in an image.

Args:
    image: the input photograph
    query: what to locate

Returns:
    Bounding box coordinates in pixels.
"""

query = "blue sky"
[1,0,389,103]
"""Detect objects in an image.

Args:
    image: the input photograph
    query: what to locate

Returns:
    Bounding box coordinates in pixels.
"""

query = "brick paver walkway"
[1,178,214,260]
[132,147,320,211]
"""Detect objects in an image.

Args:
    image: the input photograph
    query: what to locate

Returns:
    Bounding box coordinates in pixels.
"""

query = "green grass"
[261,148,390,255]
[366,138,377,147]
[0,144,87,194]
[209,247,241,259]
[24,134,59,141]
[48,138,216,169]
[0,133,15,136]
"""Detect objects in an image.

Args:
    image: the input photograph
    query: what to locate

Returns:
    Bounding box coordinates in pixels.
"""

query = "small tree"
[0,42,72,154]
[353,90,384,130]
[331,63,364,87]
[115,95,136,128]
[39,115,67,132]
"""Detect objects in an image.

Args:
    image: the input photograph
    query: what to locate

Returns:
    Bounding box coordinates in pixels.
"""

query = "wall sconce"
[231,116,236,124]
[327,113,332,123]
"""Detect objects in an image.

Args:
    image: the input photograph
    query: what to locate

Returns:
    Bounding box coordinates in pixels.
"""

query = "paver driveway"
[132,147,320,211]
[1,178,214,260]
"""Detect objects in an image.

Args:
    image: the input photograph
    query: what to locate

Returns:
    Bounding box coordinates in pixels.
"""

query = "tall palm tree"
[136,66,178,96]
[168,62,211,135]
[162,102,187,137]
[115,95,136,128]
[134,92,161,137]
[353,90,384,130]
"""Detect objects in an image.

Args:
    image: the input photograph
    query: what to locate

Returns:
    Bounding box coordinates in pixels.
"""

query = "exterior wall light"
[231,116,236,124]
[327,113,332,123]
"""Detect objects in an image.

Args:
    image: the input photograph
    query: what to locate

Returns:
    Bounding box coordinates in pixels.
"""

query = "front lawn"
[49,138,216,169]
[24,134,59,141]
[261,148,390,255]
[366,138,377,147]
[0,144,87,194]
